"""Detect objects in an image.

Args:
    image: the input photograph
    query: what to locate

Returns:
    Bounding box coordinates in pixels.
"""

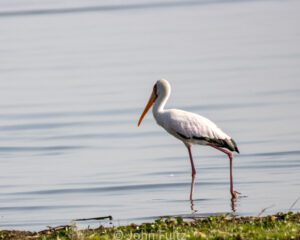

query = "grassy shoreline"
[1,212,299,240]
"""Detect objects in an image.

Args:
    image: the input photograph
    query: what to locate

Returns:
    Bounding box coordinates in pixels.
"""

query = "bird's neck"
[152,91,170,120]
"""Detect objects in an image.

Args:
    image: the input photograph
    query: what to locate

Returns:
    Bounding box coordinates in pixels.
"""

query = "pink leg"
[190,174,196,201]
[187,146,196,177]
[208,144,240,199]
[187,146,196,200]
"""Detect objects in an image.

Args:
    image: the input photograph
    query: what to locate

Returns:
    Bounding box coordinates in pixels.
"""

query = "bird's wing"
[166,109,228,139]
[166,109,239,152]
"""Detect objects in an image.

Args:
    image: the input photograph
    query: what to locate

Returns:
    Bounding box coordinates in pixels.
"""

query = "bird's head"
[137,79,171,127]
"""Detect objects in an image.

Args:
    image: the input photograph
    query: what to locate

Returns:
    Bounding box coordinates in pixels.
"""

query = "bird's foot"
[231,190,241,199]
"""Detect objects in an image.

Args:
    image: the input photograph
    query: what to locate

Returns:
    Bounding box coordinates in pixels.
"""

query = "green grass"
[1,212,300,240]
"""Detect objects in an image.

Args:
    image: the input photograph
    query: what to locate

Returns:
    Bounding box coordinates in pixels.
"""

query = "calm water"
[0,0,300,230]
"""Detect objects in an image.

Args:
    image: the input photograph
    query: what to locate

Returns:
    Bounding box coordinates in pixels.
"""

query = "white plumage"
[138,79,240,200]
[158,109,231,144]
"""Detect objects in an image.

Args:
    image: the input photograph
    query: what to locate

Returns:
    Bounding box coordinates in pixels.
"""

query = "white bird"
[138,79,240,200]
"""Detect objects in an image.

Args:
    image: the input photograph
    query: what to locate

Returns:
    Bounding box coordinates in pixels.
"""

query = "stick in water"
[74,215,113,221]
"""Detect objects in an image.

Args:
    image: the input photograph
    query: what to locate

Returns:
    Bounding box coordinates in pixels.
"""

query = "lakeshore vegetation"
[0,212,299,240]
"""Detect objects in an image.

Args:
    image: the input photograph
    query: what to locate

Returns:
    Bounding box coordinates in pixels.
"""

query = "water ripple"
[11,182,227,196]
[0,0,253,18]
[0,146,83,153]
[242,150,300,158]
[0,205,98,212]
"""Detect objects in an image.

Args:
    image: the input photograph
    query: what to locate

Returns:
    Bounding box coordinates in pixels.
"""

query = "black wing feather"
[176,132,240,153]
[193,136,240,153]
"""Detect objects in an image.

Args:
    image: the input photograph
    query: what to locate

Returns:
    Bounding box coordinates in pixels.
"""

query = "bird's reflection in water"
[190,199,198,213]
[190,197,239,213]
[231,196,237,212]
[188,176,240,213]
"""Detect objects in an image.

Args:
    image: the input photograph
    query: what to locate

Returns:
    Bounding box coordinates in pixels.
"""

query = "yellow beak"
[137,90,157,127]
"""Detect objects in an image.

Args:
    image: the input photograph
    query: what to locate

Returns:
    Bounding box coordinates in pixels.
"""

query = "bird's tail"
[230,138,240,153]
[207,138,240,153]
